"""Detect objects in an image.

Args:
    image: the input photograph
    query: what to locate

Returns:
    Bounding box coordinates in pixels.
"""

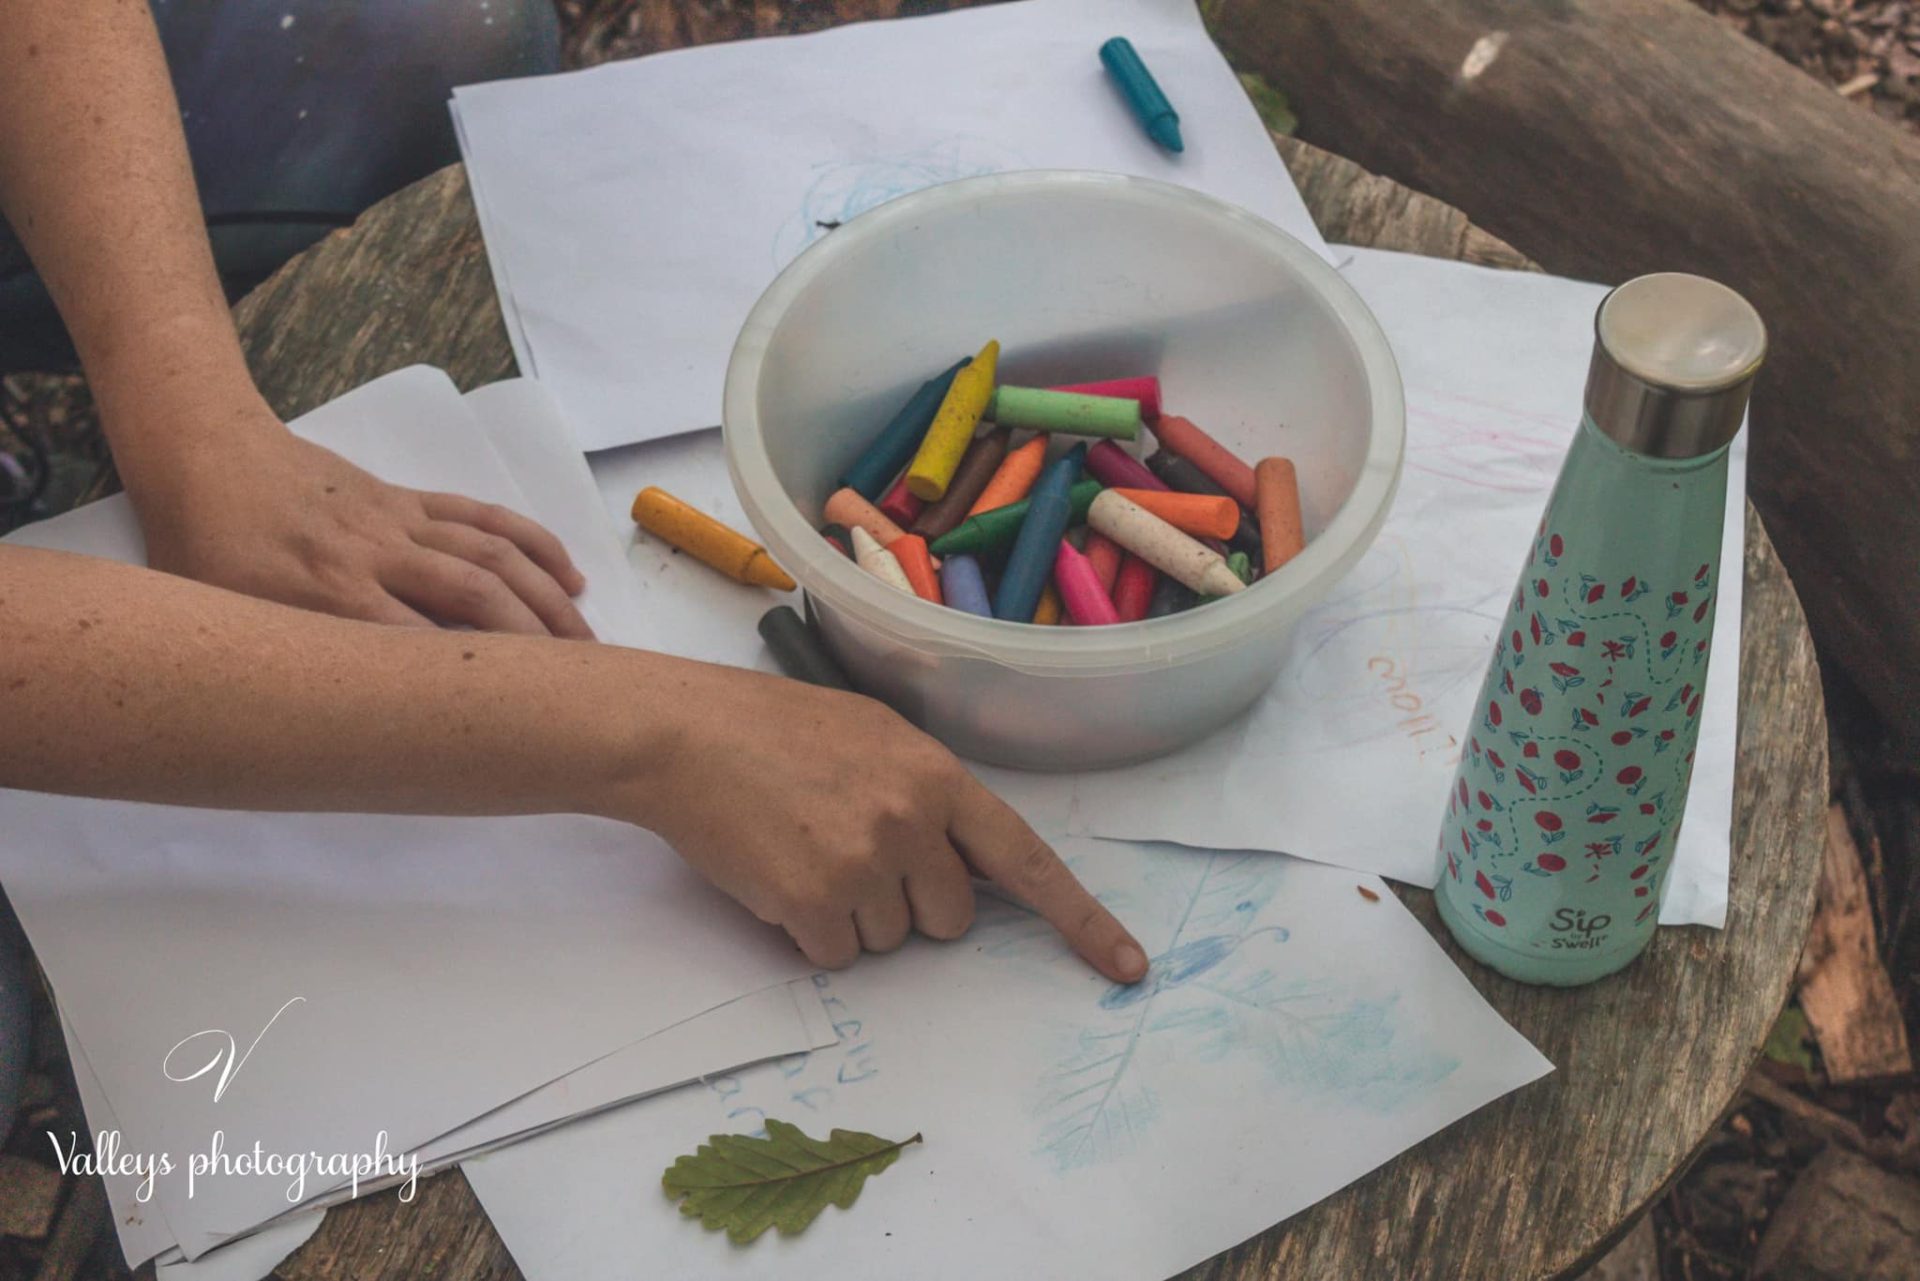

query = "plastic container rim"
[723,169,1406,675]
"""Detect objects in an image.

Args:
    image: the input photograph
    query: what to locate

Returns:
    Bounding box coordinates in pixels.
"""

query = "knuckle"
[451,567,503,613]
[1013,834,1061,888]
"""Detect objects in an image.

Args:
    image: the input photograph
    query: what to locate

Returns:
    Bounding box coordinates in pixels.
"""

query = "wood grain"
[1797,804,1913,1083]
[1207,0,1920,743]
[232,134,1827,1281]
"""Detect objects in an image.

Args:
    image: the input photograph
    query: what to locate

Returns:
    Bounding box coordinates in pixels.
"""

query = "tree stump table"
[218,135,1827,1281]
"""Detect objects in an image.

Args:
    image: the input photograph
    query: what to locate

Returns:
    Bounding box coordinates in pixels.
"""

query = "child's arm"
[0,544,1147,983]
[0,0,587,638]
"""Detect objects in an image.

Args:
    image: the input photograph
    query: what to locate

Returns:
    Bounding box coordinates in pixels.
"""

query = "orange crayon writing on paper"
[1255,457,1306,575]
[1148,415,1257,509]
[1108,488,1241,541]
[631,487,794,591]
[890,535,944,605]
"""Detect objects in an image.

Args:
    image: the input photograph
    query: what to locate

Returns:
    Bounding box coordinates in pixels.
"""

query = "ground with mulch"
[2,4,1917,1280]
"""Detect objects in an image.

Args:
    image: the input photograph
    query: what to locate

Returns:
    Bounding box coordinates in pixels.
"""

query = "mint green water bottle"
[1433,274,1766,986]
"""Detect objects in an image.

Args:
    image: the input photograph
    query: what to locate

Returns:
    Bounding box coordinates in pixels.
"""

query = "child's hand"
[635,667,1149,983]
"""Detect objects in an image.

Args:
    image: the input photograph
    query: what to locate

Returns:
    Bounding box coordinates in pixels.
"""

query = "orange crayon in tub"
[1108,489,1241,541]
[890,535,944,604]
[1255,457,1306,574]
[1148,415,1257,509]
[969,436,1047,515]
[631,487,794,591]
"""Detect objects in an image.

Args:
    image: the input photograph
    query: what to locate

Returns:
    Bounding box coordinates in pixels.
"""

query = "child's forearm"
[0,544,651,816]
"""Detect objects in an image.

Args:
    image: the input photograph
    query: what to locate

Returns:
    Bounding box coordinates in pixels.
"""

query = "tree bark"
[1207,0,1920,739]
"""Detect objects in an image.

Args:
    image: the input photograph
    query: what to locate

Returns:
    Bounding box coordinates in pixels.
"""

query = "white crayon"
[1088,490,1245,598]
[850,525,914,594]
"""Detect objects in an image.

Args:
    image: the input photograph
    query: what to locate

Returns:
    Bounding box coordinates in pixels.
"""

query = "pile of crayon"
[820,340,1305,626]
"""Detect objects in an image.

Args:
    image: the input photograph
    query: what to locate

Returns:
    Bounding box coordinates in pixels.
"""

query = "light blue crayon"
[993,443,1087,622]
[940,555,992,618]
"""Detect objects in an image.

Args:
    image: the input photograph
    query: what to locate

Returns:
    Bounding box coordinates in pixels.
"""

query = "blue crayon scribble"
[978,851,1461,1172]
[773,137,1029,264]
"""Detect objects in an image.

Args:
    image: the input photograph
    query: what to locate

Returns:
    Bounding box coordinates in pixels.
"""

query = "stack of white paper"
[0,370,834,1274]
[451,0,1334,452]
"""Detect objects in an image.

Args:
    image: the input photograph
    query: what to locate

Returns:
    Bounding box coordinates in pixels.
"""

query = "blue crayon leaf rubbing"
[661,1119,921,1244]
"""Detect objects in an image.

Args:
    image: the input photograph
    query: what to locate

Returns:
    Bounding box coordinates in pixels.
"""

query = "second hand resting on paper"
[0,544,1150,983]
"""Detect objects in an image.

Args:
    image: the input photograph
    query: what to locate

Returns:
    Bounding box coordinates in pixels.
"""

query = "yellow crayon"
[631,486,795,591]
[1032,583,1064,626]
[905,339,999,502]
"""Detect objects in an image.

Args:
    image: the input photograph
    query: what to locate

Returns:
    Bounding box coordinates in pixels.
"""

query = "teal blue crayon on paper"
[839,358,969,500]
[1099,36,1183,153]
[988,386,1142,440]
[993,444,1086,622]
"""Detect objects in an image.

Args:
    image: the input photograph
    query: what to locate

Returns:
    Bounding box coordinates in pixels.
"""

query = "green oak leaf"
[662,1119,922,1244]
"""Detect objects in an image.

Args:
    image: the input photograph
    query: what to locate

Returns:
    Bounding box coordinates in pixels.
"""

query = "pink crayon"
[1085,440,1171,493]
[1054,539,1121,626]
[1050,376,1161,422]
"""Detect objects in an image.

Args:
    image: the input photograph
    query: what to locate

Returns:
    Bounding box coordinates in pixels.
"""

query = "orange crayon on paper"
[1108,488,1240,541]
[631,486,794,591]
[1147,415,1257,509]
[969,436,1047,516]
[1256,457,1306,575]
[906,339,999,501]
[890,535,944,604]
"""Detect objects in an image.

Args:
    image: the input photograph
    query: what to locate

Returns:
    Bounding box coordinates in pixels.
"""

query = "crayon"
[1054,540,1121,626]
[1051,376,1162,422]
[877,476,926,528]
[1144,450,1264,560]
[1108,488,1241,541]
[1085,440,1170,493]
[906,340,1000,501]
[840,357,968,500]
[758,606,852,692]
[994,444,1086,622]
[1145,574,1199,618]
[1147,415,1257,508]
[1032,583,1064,626]
[1112,553,1157,622]
[969,436,1048,516]
[1087,489,1244,598]
[850,526,914,594]
[912,429,1009,541]
[824,486,935,565]
[940,555,992,618]
[1255,456,1306,575]
[988,386,1141,440]
[631,487,795,591]
[929,478,1104,557]
[1099,36,1183,153]
[1227,550,1255,584]
[820,523,853,558]
[1084,530,1124,594]
[890,534,944,604]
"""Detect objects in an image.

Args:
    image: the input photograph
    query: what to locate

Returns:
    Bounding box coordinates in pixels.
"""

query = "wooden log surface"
[1752,1146,1920,1281]
[214,135,1830,1281]
[1206,0,1920,742]
[1797,804,1914,1083]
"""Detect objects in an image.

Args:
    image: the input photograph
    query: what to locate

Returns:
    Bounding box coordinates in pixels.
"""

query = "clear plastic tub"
[724,172,1404,770]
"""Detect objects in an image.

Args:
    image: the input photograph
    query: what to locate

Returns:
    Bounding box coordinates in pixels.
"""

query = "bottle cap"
[1585,273,1767,460]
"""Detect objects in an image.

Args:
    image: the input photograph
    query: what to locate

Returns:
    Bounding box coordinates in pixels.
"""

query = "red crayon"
[1050,376,1161,422]
[1053,540,1121,626]
[1148,415,1257,509]
[1085,440,1170,493]
[877,475,925,527]
[1085,531,1124,594]
[1112,554,1157,622]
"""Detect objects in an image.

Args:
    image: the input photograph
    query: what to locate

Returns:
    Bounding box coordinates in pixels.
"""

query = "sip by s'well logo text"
[46,997,420,1204]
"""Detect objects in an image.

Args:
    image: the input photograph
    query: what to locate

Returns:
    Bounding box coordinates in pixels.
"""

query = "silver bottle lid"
[1584,273,1767,460]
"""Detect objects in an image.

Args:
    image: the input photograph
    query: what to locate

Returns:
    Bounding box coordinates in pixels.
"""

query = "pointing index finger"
[948,778,1148,984]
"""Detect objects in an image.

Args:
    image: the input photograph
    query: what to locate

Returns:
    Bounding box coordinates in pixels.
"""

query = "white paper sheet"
[452,0,1332,452]
[0,370,815,1262]
[465,840,1551,1280]
[1072,250,1744,927]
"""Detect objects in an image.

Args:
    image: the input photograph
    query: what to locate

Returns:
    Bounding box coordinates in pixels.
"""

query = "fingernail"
[1114,942,1148,982]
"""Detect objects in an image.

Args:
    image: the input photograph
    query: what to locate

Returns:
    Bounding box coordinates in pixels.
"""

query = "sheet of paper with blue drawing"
[1071,250,1745,928]
[450,0,1332,452]
[464,841,1551,1280]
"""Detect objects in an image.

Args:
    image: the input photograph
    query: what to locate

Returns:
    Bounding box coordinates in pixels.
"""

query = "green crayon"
[987,386,1141,440]
[1227,550,1255,584]
[928,479,1104,557]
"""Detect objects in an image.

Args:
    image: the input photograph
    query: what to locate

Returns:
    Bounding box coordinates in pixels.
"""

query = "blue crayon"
[1099,37,1183,153]
[940,554,992,618]
[839,358,970,500]
[993,443,1087,622]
